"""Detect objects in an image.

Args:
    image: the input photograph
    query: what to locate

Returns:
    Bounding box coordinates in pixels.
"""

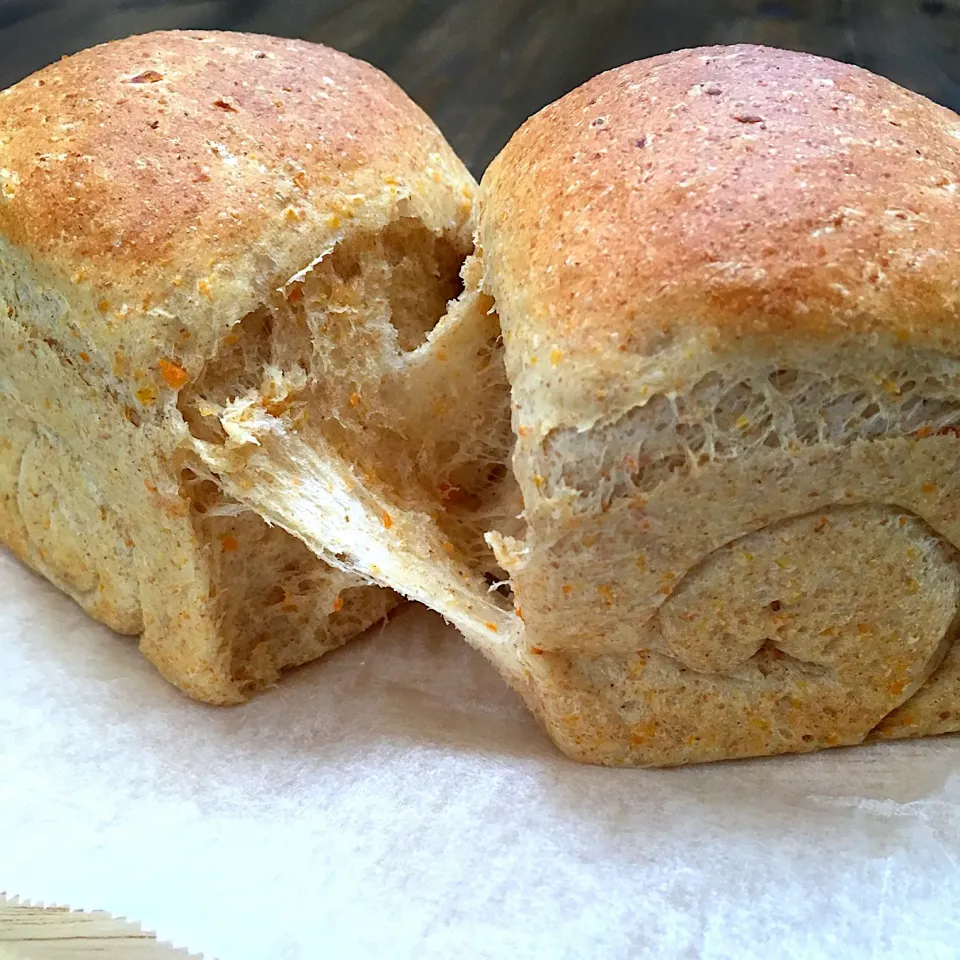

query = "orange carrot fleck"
[349,391,360,407]
[332,596,345,613]
[79,351,91,363]
[485,622,498,632]
[922,482,937,495]
[221,534,239,552]
[158,358,189,389]
[382,512,393,529]
[265,398,291,417]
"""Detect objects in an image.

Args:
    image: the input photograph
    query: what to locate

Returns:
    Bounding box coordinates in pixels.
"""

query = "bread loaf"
[472,44,960,765]
[0,30,519,702]
[10,33,959,768]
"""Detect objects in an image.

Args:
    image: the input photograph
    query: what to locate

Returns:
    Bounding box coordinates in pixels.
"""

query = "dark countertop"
[1,0,958,174]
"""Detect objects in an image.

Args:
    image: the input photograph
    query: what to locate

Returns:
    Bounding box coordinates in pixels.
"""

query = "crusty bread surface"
[473,44,960,765]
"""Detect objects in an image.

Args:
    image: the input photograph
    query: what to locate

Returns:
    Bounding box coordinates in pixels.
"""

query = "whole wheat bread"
[473,44,960,765]
[0,30,518,702]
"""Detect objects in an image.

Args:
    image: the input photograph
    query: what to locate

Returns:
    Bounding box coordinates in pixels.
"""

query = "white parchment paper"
[1,546,959,960]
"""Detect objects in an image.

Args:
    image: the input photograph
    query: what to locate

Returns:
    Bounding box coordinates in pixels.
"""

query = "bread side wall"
[0,241,398,703]
[494,338,960,763]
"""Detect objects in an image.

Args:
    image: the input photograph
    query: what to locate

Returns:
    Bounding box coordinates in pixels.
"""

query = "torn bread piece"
[0,29,519,702]
[186,247,523,674]
[471,45,960,765]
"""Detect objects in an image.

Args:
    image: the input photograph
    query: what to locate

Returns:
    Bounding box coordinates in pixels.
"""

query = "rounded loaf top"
[0,30,475,367]
[480,44,960,366]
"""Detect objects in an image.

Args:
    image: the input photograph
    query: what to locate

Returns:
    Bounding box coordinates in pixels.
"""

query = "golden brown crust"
[0,31,475,396]
[0,30,457,283]
[480,44,960,360]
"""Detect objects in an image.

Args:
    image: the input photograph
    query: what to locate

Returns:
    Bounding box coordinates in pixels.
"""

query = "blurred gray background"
[0,0,958,174]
